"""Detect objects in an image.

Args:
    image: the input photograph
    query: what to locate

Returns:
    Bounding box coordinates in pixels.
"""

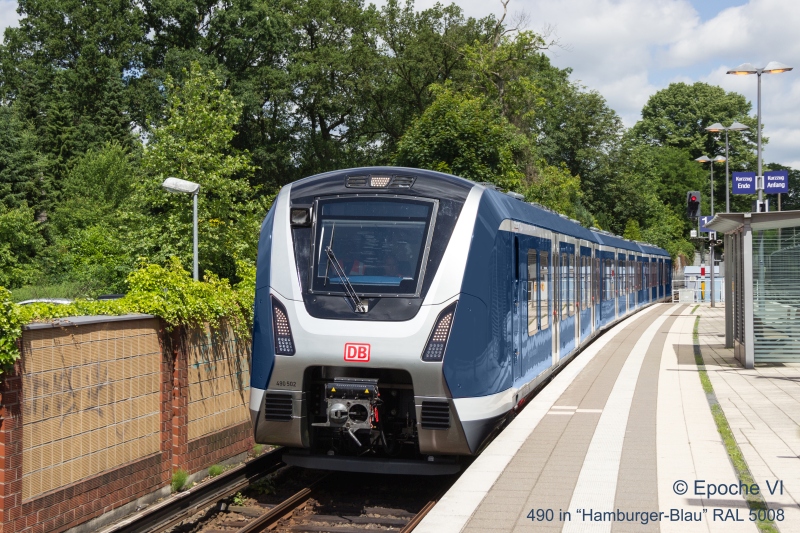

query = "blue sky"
[0,0,798,167]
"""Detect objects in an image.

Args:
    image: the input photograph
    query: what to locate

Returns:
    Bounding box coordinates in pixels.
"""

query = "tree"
[368,0,492,152]
[50,142,136,235]
[630,82,758,163]
[0,204,45,288]
[394,85,524,191]
[0,0,146,213]
[0,105,47,211]
[137,61,260,280]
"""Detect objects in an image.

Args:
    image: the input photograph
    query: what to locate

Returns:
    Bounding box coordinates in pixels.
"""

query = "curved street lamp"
[162,177,201,281]
[705,122,749,213]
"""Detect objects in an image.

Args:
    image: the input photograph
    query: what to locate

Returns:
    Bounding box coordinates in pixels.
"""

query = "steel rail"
[100,448,284,533]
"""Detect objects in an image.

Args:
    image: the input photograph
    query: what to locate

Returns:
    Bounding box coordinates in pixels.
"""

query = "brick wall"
[0,315,253,533]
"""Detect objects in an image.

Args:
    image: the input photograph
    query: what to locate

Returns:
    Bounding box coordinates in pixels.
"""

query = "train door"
[552,241,559,362]
[598,249,615,326]
[558,240,577,358]
[513,232,553,384]
[580,246,593,341]
[628,254,636,310]
[617,252,626,316]
[593,249,601,330]
[511,235,523,383]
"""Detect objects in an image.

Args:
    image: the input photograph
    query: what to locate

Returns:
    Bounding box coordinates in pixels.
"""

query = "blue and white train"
[249,167,672,474]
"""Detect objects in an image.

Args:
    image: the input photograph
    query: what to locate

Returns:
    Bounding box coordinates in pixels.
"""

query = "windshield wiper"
[325,246,368,313]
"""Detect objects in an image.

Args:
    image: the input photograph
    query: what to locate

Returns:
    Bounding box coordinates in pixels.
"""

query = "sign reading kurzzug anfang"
[764,170,789,194]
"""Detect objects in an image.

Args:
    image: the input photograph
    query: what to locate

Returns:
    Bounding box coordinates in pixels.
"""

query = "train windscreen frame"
[310,195,438,297]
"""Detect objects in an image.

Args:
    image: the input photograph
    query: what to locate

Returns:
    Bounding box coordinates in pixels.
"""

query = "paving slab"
[416,303,766,533]
[698,305,800,532]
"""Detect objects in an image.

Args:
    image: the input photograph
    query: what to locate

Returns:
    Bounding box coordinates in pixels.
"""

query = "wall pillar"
[0,361,22,533]
[170,326,189,472]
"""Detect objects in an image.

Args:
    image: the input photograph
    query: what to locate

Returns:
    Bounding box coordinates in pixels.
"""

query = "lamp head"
[726,62,758,75]
[728,121,749,131]
[705,122,725,132]
[162,177,200,194]
[712,155,727,163]
[763,61,793,74]
[695,155,712,163]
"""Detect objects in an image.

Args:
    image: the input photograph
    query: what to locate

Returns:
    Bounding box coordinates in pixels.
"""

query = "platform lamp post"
[726,62,793,207]
[704,122,749,213]
[727,62,793,315]
[162,177,201,281]
[695,155,726,307]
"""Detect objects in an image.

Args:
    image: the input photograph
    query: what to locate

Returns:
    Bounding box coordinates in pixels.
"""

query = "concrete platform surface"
[417,303,796,532]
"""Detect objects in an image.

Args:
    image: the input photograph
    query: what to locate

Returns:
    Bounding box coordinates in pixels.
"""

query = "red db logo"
[344,343,371,362]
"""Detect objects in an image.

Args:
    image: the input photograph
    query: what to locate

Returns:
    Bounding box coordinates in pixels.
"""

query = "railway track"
[195,469,448,533]
[99,449,284,533]
[99,448,449,533]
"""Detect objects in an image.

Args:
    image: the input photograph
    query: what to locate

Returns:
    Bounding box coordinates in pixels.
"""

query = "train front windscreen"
[312,197,437,297]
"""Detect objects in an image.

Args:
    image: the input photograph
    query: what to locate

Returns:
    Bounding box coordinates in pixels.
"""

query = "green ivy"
[0,258,255,374]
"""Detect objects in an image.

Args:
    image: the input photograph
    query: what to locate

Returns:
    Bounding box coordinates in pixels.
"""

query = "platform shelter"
[707,210,800,368]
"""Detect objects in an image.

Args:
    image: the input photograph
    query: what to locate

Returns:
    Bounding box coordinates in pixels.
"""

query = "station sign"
[764,170,789,193]
[700,215,713,233]
[732,171,755,194]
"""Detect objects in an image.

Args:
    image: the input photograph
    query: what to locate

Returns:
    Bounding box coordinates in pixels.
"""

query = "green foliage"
[251,477,276,495]
[623,219,642,241]
[0,288,23,370]
[0,106,48,211]
[521,163,588,224]
[208,464,224,477]
[171,468,189,492]
[137,61,261,280]
[231,492,246,506]
[11,281,89,302]
[395,85,525,191]
[51,143,136,235]
[252,443,265,456]
[630,82,758,162]
[0,259,256,374]
[0,203,45,288]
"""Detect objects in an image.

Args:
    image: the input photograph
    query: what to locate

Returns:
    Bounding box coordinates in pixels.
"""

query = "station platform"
[417,303,800,532]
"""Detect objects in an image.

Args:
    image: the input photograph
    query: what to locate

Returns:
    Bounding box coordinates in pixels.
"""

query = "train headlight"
[290,207,312,227]
[271,296,296,355]
[421,302,457,362]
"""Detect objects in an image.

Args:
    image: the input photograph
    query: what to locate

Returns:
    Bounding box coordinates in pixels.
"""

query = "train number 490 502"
[344,343,371,362]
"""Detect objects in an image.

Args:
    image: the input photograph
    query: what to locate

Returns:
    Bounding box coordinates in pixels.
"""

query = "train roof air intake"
[345,175,416,189]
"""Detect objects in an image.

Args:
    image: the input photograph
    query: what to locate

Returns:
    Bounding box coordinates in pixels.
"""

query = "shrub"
[171,469,189,492]
[208,464,224,477]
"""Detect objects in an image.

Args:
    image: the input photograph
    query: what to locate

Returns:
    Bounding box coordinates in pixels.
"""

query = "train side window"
[593,257,600,305]
[527,250,538,336]
[539,251,550,330]
[561,252,569,320]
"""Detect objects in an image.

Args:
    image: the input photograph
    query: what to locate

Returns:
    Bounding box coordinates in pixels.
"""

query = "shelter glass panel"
[752,228,800,362]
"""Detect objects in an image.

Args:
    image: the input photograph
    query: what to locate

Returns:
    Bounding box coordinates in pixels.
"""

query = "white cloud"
[0,0,18,36]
